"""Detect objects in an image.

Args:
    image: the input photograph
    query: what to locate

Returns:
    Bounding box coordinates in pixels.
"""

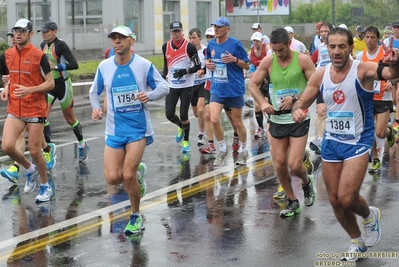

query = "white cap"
[338,24,347,30]
[252,23,261,29]
[284,26,294,33]
[107,26,135,39]
[251,32,263,41]
[13,19,33,31]
[205,27,215,36]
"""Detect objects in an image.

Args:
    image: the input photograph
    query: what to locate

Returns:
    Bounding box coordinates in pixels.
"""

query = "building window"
[197,2,210,33]
[16,2,51,29]
[163,1,179,43]
[123,0,142,43]
[66,0,103,34]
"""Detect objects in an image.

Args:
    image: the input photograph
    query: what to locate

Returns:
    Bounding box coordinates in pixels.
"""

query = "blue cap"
[211,17,230,27]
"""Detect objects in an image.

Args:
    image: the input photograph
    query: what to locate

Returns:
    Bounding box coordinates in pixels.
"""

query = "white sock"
[218,140,226,152]
[26,164,36,173]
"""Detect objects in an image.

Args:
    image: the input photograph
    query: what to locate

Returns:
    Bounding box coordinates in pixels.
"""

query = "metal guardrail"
[0,81,94,92]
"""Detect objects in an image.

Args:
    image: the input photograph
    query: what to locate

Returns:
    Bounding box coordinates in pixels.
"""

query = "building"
[6,0,220,55]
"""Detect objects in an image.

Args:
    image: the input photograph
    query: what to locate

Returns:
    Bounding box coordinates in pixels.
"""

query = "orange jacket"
[5,43,48,118]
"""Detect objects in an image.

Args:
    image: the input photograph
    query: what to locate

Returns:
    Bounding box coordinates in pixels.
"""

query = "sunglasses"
[14,28,29,34]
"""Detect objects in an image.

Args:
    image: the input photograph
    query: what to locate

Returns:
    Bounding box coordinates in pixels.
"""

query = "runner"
[89,26,169,235]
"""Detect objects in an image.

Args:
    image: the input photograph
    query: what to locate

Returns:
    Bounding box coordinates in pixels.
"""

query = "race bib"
[112,85,142,113]
[319,48,330,67]
[194,72,207,85]
[373,80,381,94]
[170,67,187,85]
[213,63,228,83]
[274,88,299,107]
[326,111,355,140]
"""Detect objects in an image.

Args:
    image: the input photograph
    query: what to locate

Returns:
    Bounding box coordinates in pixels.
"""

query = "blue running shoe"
[78,142,90,162]
[1,165,20,183]
[24,167,39,194]
[43,143,56,170]
[340,239,367,261]
[175,127,184,143]
[181,141,191,153]
[35,185,53,203]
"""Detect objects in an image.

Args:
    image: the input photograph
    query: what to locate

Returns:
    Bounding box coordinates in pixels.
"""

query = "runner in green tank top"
[248,28,317,217]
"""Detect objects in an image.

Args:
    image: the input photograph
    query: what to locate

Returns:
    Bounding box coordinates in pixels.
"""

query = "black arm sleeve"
[0,53,8,76]
[55,38,79,70]
[162,43,168,77]
[186,43,201,74]
[40,54,52,76]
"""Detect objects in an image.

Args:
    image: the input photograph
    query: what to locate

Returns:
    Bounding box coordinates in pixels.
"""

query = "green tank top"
[269,50,308,124]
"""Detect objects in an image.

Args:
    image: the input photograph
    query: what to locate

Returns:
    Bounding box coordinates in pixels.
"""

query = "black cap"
[6,30,14,36]
[37,21,58,33]
[170,21,183,32]
[392,21,399,27]
[356,26,366,33]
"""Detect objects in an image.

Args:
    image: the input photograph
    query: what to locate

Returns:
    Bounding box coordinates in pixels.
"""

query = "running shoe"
[24,167,39,194]
[181,141,191,153]
[1,165,20,183]
[280,199,301,217]
[176,127,184,143]
[309,139,322,154]
[124,214,145,236]
[273,184,286,199]
[35,185,53,203]
[213,150,229,167]
[303,175,316,206]
[197,134,205,147]
[138,162,147,198]
[368,159,381,173]
[254,128,265,139]
[387,124,395,147]
[303,149,314,175]
[393,121,399,143]
[235,150,248,165]
[78,142,90,162]
[200,143,216,154]
[43,143,56,170]
[245,98,254,108]
[363,206,381,247]
[232,137,239,151]
[340,239,367,261]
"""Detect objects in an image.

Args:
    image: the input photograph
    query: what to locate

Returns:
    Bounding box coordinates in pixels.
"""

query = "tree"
[286,0,397,30]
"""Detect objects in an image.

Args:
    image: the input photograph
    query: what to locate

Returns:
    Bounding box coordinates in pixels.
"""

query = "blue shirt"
[205,37,249,98]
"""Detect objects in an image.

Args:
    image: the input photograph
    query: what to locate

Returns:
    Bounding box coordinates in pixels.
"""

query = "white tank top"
[322,60,374,146]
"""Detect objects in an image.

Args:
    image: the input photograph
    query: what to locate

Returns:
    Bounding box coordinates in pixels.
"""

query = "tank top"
[269,50,309,124]
[361,47,390,101]
[322,61,374,146]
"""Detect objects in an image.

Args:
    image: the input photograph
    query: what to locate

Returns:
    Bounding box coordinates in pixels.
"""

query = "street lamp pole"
[27,0,31,21]
[332,0,336,26]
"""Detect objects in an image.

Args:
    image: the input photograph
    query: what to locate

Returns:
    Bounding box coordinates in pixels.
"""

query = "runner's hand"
[92,108,103,121]
[173,69,187,80]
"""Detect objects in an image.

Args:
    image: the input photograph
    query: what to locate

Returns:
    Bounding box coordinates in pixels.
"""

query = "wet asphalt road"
[0,98,399,267]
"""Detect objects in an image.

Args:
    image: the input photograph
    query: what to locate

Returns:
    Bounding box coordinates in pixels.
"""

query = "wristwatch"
[292,94,298,103]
